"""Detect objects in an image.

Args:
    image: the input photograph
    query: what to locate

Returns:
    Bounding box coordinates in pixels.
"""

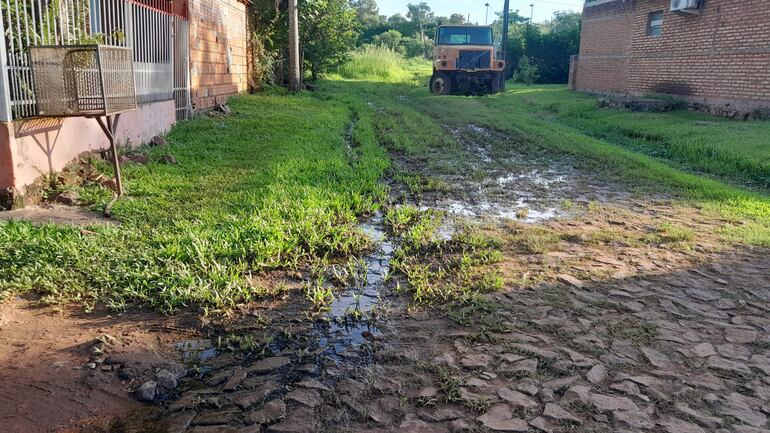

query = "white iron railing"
[0,0,188,120]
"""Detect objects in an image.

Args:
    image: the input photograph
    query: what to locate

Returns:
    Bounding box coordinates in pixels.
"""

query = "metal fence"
[172,15,189,120]
[0,0,189,120]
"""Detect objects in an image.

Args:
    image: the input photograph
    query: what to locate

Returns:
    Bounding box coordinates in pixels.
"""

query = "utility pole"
[500,0,510,91]
[485,3,490,25]
[529,4,534,23]
[288,0,301,91]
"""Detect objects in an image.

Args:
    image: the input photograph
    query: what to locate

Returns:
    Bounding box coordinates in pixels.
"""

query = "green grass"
[335,46,430,83]
[0,93,389,312]
[403,84,770,246]
[3,51,770,313]
[520,88,770,189]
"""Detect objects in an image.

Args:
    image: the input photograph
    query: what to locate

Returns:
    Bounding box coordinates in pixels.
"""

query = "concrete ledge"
[591,93,770,121]
[0,100,176,200]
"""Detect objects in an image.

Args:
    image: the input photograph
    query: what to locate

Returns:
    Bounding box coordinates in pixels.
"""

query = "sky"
[376,0,585,24]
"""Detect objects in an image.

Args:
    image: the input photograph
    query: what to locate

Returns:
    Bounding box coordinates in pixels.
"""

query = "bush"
[513,56,540,85]
[372,29,403,51]
[402,36,432,58]
[336,46,416,82]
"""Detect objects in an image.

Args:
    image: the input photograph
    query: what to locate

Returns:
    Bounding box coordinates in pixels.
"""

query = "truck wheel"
[430,72,453,95]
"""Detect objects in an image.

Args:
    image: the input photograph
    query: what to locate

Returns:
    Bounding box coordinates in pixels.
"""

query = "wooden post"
[500,0,510,92]
[95,115,124,196]
[288,0,301,91]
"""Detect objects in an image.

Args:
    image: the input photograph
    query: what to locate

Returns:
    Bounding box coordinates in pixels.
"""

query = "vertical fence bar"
[0,6,12,121]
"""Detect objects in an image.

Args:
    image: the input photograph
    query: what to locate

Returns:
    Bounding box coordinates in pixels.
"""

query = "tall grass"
[336,46,429,83]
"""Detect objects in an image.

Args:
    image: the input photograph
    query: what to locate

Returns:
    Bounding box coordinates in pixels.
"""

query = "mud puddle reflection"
[424,124,629,223]
[315,212,393,359]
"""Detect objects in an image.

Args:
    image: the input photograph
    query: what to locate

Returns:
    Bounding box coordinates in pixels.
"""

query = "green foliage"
[335,46,429,82]
[372,30,403,50]
[350,0,383,28]
[401,36,431,58]
[248,0,358,85]
[303,0,359,79]
[492,11,582,84]
[534,91,770,189]
[513,56,539,85]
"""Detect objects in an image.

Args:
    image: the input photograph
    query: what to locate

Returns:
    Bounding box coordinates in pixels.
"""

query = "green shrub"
[513,56,540,85]
[336,46,429,82]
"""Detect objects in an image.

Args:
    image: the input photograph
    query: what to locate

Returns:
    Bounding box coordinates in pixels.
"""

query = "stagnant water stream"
[316,212,394,358]
[112,213,396,432]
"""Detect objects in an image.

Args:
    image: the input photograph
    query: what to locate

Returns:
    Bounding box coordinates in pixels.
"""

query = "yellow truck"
[430,25,506,95]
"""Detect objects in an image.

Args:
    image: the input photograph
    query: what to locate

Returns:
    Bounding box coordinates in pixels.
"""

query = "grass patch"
[0,93,389,312]
[387,207,505,304]
[531,90,770,189]
[335,46,430,83]
[608,319,658,346]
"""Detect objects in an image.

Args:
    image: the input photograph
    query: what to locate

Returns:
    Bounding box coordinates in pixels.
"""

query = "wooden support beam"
[95,115,124,196]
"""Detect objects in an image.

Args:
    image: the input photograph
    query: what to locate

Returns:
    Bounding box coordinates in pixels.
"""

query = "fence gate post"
[0,12,13,121]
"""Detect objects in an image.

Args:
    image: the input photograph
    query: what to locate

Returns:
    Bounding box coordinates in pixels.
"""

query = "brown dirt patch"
[0,299,200,433]
[0,204,116,226]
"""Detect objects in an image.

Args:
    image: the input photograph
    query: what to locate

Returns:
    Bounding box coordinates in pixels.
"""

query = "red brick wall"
[574,0,635,94]
[574,0,770,108]
[189,0,249,110]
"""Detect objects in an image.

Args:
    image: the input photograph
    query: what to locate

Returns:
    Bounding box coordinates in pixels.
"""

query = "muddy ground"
[3,123,770,433]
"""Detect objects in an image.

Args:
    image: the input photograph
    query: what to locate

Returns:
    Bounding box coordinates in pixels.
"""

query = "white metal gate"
[173,16,190,120]
[0,0,189,121]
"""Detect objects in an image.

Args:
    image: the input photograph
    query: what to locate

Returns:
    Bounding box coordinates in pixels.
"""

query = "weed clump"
[387,206,505,305]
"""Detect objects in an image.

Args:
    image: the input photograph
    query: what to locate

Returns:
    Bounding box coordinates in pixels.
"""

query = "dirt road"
[106,122,770,433]
[2,85,769,433]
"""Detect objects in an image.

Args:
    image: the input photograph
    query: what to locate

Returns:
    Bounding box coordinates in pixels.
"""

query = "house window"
[648,11,664,37]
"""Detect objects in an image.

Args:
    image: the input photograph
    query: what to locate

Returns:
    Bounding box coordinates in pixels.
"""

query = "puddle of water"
[315,212,393,359]
[425,199,565,224]
[422,124,623,224]
[176,339,217,363]
[496,170,567,188]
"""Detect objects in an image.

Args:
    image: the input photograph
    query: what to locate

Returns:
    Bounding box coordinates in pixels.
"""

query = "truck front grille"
[457,50,491,70]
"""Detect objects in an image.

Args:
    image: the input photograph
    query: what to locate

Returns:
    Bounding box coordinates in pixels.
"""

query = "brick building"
[569,0,770,114]
[189,0,249,109]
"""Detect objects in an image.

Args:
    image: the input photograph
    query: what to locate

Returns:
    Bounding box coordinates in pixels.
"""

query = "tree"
[387,13,407,24]
[543,11,581,34]
[350,0,382,28]
[489,9,581,83]
[372,29,403,51]
[513,56,539,85]
[406,2,434,58]
[302,0,359,80]
[406,2,434,23]
[447,13,466,25]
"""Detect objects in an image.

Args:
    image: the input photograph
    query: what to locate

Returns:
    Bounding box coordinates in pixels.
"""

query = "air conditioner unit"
[670,0,701,15]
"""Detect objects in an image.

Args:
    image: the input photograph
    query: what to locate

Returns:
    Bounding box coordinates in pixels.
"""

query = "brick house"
[0,0,250,207]
[189,0,249,109]
[569,0,770,115]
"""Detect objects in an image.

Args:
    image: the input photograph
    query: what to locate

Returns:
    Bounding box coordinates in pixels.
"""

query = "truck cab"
[430,25,506,95]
